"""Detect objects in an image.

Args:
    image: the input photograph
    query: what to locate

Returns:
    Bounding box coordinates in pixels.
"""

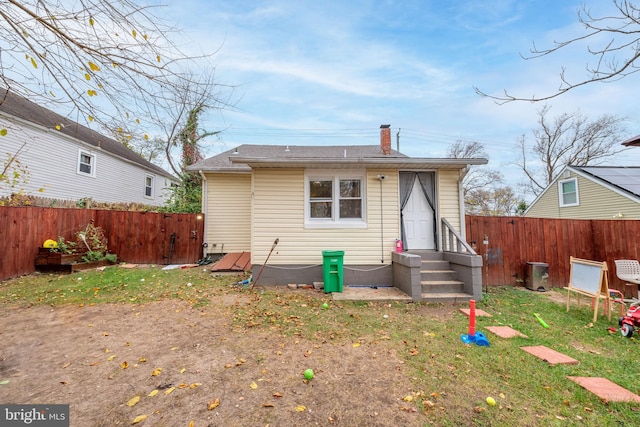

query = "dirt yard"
[0,294,448,426]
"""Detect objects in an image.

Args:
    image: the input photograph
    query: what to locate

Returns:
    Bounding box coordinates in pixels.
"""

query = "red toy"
[619,300,640,338]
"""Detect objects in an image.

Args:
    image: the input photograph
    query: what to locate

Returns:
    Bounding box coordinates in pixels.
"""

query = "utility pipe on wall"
[377,175,387,263]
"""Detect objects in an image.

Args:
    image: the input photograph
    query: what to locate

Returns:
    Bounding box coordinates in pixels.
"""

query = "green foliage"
[50,237,77,255]
[162,173,202,213]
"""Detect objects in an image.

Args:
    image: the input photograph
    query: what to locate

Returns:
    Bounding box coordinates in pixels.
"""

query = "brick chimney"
[380,124,391,155]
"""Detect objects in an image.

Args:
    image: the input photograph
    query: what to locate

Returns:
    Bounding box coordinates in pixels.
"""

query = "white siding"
[203,173,252,253]
[0,116,172,205]
[251,168,400,265]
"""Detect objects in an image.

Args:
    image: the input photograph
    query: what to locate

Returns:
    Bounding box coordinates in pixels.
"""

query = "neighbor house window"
[144,175,154,198]
[559,178,579,207]
[77,149,95,177]
[306,171,366,227]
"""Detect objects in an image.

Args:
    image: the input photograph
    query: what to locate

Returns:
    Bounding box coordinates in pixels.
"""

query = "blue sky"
[162,0,640,192]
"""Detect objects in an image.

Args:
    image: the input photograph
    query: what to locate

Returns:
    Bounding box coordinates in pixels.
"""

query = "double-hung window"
[77,149,96,177]
[306,171,366,227]
[559,178,579,207]
[144,175,154,198]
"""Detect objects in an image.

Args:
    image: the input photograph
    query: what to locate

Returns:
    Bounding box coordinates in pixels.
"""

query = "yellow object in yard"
[43,239,58,248]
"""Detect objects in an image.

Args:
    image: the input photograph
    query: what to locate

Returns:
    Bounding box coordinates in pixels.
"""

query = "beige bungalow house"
[524,165,640,219]
[188,125,487,301]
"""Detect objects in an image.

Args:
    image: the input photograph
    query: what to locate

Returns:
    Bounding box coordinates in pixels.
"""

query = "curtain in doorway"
[399,172,415,250]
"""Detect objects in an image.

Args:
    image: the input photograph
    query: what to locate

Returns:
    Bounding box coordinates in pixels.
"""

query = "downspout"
[198,170,208,214]
[458,166,468,243]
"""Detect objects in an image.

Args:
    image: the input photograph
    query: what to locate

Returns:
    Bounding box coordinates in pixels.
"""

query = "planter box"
[35,248,85,266]
[35,248,114,273]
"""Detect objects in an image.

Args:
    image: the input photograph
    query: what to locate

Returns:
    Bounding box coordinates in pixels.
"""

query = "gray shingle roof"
[0,89,175,179]
[188,144,410,172]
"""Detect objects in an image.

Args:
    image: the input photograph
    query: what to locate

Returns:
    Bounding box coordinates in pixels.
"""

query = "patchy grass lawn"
[0,265,638,426]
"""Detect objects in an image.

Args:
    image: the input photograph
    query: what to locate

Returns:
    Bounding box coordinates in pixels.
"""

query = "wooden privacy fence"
[0,206,204,281]
[465,215,640,291]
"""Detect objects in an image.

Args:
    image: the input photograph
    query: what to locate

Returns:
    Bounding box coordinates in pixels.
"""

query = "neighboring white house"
[0,89,177,206]
[524,165,640,219]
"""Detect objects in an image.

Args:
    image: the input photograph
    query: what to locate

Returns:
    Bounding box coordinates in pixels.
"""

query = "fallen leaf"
[352,343,361,348]
[190,383,201,389]
[107,355,116,361]
[207,398,220,410]
[121,361,129,369]
[180,368,186,374]
[138,357,147,363]
[250,381,258,390]
[178,383,188,389]
[126,396,140,407]
[262,403,275,407]
[151,368,162,376]
[164,387,175,395]
[188,421,194,427]
[131,414,147,424]
[295,405,306,412]
[273,392,283,398]
[148,390,158,397]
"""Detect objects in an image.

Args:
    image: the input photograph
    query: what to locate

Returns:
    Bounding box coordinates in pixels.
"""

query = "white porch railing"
[441,218,476,255]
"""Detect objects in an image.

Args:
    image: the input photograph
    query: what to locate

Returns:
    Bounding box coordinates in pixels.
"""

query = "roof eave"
[227,156,488,170]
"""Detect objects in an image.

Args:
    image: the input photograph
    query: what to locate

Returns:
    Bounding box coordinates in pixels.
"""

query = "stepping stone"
[486,326,528,338]
[520,345,579,365]
[459,308,492,317]
[568,377,640,403]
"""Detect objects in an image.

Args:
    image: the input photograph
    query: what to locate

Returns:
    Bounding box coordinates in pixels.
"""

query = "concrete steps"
[409,250,473,303]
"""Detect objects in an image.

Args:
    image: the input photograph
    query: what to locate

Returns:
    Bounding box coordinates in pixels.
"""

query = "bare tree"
[447,141,503,197]
[517,105,627,196]
[475,1,640,102]
[447,140,523,215]
[0,0,234,135]
[465,186,521,216]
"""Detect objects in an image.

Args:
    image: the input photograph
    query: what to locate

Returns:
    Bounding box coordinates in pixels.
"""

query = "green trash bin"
[322,250,344,293]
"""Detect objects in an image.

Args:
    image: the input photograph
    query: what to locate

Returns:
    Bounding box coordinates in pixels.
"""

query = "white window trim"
[77,149,96,178]
[304,169,367,228]
[144,174,155,199]
[558,177,579,207]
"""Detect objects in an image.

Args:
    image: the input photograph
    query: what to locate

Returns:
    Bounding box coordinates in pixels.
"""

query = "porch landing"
[332,286,412,302]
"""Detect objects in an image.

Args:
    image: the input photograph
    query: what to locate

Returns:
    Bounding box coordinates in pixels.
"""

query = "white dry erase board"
[565,257,610,322]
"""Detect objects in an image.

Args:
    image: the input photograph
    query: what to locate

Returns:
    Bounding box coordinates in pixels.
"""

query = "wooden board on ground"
[210,252,252,272]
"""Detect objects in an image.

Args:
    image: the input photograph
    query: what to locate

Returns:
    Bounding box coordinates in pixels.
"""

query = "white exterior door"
[403,176,435,250]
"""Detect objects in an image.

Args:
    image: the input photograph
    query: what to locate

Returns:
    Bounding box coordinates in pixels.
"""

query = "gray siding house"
[0,89,176,206]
